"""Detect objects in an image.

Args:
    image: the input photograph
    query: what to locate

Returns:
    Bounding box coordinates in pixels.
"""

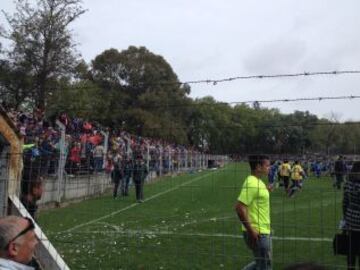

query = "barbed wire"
[145,120,360,131]
[228,95,360,105]
[162,95,360,108]
[172,70,360,86]
[39,94,360,109]
[41,69,360,91]
[119,95,360,108]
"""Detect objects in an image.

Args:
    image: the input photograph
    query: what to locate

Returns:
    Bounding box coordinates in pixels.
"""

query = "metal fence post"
[100,131,109,170]
[190,150,193,171]
[146,142,150,180]
[159,146,163,176]
[176,149,180,172]
[55,120,66,203]
[99,131,109,193]
[197,152,200,170]
[168,146,171,173]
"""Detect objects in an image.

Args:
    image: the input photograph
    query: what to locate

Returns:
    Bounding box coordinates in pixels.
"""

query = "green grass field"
[38,163,347,270]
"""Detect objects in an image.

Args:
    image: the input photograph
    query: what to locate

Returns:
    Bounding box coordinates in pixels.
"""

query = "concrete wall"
[38,174,112,206]
[38,171,158,207]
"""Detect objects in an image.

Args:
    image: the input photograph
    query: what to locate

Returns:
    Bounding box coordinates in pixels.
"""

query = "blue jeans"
[122,175,131,196]
[94,157,103,172]
[243,232,272,270]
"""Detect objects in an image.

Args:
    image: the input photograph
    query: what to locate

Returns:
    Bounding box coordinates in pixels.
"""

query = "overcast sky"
[1,0,360,121]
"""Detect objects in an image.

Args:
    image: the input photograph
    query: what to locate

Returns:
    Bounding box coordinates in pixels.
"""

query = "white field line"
[65,225,332,243]
[62,170,221,233]
[149,196,336,231]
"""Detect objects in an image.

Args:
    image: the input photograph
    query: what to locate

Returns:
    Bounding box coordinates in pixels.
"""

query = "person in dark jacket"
[19,155,43,270]
[111,153,124,199]
[132,155,148,203]
[343,161,360,270]
[20,155,44,219]
[123,157,133,196]
[335,156,347,189]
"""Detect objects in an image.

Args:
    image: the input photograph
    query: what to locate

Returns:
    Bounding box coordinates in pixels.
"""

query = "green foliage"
[47,80,102,120]
[187,97,232,152]
[90,46,191,142]
[1,0,86,108]
[0,0,357,153]
[0,59,34,108]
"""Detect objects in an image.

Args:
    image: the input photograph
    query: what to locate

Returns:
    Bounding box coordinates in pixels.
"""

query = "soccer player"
[235,155,272,270]
[303,160,310,178]
[288,160,305,198]
[314,161,321,178]
[279,160,291,192]
[268,161,278,189]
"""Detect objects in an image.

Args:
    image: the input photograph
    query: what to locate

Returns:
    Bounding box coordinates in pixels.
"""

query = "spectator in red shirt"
[69,142,81,175]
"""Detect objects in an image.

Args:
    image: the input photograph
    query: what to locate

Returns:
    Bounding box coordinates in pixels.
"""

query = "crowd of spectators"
[107,130,202,176]
[4,106,204,178]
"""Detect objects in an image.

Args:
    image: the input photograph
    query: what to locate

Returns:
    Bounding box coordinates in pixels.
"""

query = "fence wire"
[1,101,360,269]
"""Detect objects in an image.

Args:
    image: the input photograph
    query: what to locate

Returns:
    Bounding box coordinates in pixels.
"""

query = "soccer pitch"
[38,163,347,270]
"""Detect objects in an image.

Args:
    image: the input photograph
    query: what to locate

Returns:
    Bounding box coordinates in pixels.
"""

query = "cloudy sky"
[2,0,360,121]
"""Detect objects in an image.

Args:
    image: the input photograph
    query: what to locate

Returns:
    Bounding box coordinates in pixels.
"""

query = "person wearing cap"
[0,216,38,270]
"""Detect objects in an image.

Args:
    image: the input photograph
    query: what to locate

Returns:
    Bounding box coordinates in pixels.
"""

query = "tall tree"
[91,46,191,143]
[1,0,86,109]
[187,97,233,153]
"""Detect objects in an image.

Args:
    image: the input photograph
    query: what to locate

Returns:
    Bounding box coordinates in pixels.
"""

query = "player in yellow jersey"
[279,160,291,192]
[288,160,305,198]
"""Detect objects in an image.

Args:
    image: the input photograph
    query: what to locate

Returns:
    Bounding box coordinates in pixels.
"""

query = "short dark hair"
[283,262,327,270]
[248,155,269,171]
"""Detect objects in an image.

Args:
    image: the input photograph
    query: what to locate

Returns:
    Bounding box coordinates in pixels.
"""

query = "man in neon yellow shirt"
[235,155,272,270]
